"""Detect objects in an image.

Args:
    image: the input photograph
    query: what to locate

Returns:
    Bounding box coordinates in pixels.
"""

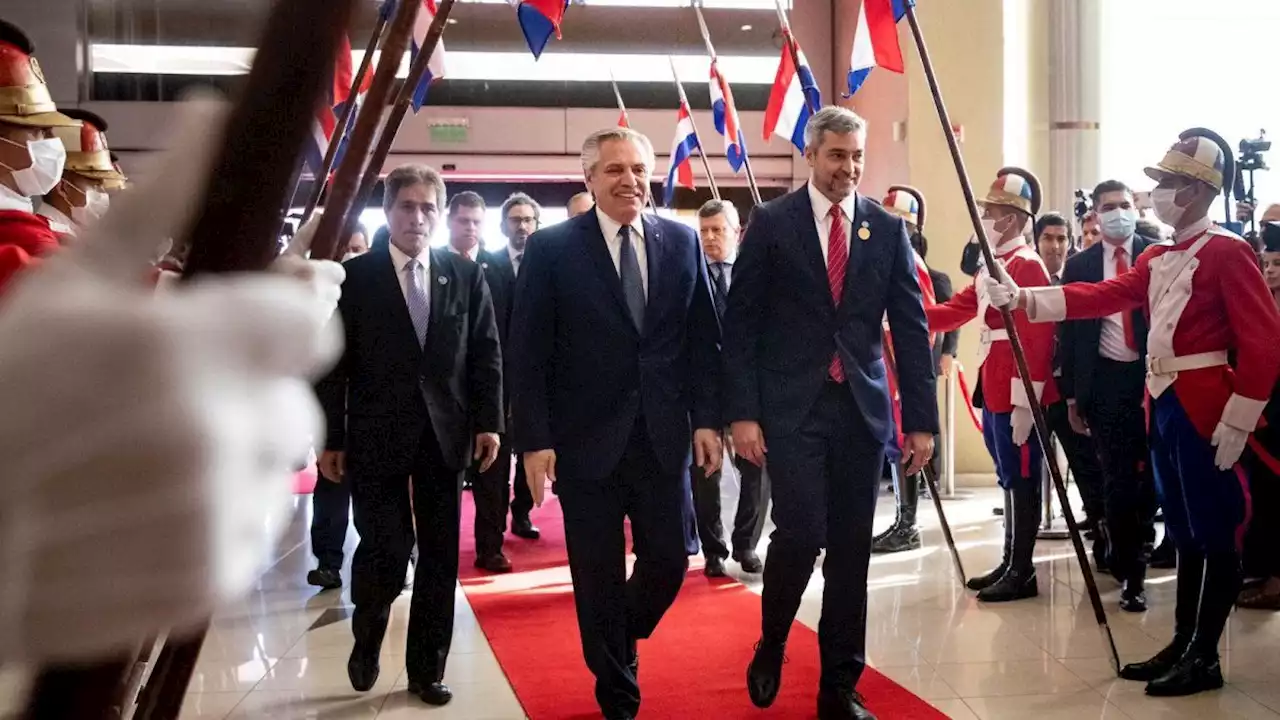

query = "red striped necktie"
[827,204,848,382]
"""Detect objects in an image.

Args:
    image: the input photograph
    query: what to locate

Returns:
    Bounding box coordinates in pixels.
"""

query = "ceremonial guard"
[988,134,1280,696]
[873,185,935,554]
[0,20,80,291]
[926,168,1057,603]
[38,109,126,241]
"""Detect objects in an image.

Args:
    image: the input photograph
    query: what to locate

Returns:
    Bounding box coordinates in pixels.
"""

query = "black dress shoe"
[409,680,454,705]
[1119,638,1188,682]
[306,568,342,590]
[817,688,877,720]
[747,639,786,708]
[1145,649,1224,697]
[733,549,764,573]
[1119,584,1148,613]
[511,517,541,540]
[474,552,513,573]
[347,651,380,692]
[705,556,727,577]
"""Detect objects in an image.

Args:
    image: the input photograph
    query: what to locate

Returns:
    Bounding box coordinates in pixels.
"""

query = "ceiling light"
[740,24,752,31]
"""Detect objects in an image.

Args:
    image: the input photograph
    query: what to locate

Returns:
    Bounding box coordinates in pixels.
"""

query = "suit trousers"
[1085,358,1155,584]
[510,448,535,521]
[690,452,770,560]
[761,381,884,690]
[310,471,351,572]
[471,433,513,556]
[349,425,464,684]
[1045,400,1105,523]
[558,419,691,718]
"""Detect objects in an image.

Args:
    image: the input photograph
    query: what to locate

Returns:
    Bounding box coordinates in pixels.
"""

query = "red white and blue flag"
[663,101,701,207]
[763,31,821,152]
[846,0,912,97]
[304,30,369,177]
[709,61,747,173]
[410,0,448,112]
[506,0,570,59]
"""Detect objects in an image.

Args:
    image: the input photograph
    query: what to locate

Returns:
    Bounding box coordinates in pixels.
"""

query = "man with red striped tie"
[725,106,937,720]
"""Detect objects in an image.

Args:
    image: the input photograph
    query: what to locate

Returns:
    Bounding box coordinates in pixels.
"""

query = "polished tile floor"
[3,481,1278,719]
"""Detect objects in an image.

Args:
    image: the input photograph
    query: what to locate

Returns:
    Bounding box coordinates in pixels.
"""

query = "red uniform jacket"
[1027,220,1280,440]
[0,210,60,294]
[927,240,1059,414]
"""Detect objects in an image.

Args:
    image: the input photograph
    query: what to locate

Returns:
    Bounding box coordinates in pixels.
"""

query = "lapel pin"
[857,221,872,241]
[438,276,448,285]
[481,262,489,270]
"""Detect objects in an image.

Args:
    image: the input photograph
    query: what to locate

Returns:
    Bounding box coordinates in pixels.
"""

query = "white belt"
[980,328,1008,344]
[1146,351,1228,377]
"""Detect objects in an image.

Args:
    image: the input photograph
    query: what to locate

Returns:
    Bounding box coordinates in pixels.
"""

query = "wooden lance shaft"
[901,5,1120,675]
[298,8,392,227]
[309,0,424,262]
[329,0,458,261]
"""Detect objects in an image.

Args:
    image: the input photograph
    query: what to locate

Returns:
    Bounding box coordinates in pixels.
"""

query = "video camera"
[1234,130,1270,237]
[1073,189,1092,222]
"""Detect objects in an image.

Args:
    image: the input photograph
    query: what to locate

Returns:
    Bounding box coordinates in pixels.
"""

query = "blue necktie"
[405,258,430,346]
[710,262,729,318]
[619,226,646,331]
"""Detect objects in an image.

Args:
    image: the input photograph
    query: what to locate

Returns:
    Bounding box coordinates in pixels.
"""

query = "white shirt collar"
[450,243,479,262]
[807,182,856,223]
[1174,216,1214,244]
[994,236,1027,258]
[388,241,431,273]
[1102,235,1134,260]
[36,204,75,236]
[0,184,34,214]
[596,206,644,243]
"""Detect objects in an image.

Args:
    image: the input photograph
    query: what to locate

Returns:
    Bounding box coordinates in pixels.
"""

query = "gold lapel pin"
[857,221,872,241]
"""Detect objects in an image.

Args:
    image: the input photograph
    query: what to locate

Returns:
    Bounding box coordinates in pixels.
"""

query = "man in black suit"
[510,127,722,720]
[445,191,522,572]
[316,164,503,706]
[726,106,937,720]
[692,198,769,577]
[495,192,541,540]
[1058,180,1155,613]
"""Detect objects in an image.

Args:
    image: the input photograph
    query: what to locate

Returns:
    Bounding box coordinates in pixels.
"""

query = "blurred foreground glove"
[0,95,342,663]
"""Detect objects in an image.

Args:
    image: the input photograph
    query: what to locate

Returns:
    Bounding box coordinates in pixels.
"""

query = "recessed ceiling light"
[740,24,752,31]
[447,18,458,24]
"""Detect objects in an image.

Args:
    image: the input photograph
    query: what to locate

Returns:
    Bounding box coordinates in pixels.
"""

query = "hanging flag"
[329,93,362,175]
[709,61,746,173]
[847,0,912,97]
[506,0,570,59]
[609,72,630,128]
[410,0,448,112]
[663,101,700,207]
[763,31,821,151]
[304,103,336,177]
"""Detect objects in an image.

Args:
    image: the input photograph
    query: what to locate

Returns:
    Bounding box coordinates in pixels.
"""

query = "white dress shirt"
[807,182,856,265]
[1099,237,1140,362]
[596,206,648,294]
[388,241,432,306]
[0,184,34,213]
[509,249,523,277]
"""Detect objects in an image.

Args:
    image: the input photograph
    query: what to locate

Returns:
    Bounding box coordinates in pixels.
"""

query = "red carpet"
[458,492,946,719]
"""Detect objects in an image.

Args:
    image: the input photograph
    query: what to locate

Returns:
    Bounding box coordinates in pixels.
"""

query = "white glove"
[1011,405,1034,446]
[0,95,342,663]
[982,271,1020,310]
[1211,422,1249,471]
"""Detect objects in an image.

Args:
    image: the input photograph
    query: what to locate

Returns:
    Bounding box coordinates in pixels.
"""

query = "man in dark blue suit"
[509,127,722,720]
[725,107,937,720]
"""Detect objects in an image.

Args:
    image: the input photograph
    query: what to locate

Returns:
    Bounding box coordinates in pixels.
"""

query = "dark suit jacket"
[509,210,722,480]
[317,245,504,474]
[476,247,517,416]
[1058,236,1152,413]
[723,188,938,441]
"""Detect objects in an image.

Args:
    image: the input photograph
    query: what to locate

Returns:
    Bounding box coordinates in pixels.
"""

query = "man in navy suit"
[725,107,937,720]
[509,127,722,720]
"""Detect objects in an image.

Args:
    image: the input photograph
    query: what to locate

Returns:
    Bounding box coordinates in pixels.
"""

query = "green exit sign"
[429,124,468,144]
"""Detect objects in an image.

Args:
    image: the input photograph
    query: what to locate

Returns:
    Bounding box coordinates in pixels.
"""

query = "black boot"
[1149,534,1177,569]
[978,481,1039,603]
[1146,552,1239,696]
[1120,550,1202,682]
[967,489,1012,591]
[872,471,921,554]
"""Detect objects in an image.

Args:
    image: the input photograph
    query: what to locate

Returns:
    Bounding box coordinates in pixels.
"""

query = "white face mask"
[70,188,110,226]
[1100,207,1137,241]
[7,138,67,198]
[1150,188,1185,227]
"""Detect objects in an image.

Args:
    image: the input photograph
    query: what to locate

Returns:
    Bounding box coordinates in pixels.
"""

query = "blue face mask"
[1099,208,1137,241]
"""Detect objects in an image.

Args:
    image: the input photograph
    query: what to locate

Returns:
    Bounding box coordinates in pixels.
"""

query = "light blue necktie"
[405,258,430,346]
